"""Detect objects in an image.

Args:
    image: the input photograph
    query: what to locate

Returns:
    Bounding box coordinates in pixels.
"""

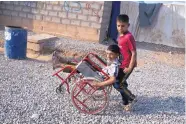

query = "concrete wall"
[120,1,185,48]
[0,1,112,42]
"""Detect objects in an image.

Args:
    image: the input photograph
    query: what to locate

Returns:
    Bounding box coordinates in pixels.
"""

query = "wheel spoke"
[71,78,109,114]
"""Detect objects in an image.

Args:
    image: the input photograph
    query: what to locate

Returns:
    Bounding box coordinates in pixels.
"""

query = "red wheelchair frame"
[52,53,112,114]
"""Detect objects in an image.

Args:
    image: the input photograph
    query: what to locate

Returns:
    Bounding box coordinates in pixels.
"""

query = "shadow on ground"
[98,95,185,116]
[0,54,51,64]
[136,42,185,54]
[26,57,51,63]
[101,38,185,54]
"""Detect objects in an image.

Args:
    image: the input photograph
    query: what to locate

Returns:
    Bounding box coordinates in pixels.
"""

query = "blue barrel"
[4,26,27,59]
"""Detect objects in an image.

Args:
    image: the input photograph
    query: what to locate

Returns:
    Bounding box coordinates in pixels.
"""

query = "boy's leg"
[119,69,138,111]
[113,80,129,105]
[118,68,136,103]
[113,80,134,105]
[113,69,135,105]
[120,80,136,102]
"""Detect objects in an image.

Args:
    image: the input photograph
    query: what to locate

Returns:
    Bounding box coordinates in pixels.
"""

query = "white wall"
[120,1,185,48]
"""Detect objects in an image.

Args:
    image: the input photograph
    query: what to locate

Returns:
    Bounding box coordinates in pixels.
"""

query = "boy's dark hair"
[117,14,129,23]
[107,44,120,54]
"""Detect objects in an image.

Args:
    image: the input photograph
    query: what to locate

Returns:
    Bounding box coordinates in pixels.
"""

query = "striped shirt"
[102,58,120,77]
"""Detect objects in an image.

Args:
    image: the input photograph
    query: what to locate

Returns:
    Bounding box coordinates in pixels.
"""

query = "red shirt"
[118,31,137,69]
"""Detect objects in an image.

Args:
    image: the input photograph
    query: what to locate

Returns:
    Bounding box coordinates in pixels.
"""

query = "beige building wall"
[0,1,112,42]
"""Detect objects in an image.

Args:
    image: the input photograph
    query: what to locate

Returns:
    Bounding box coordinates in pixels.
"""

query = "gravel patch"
[55,38,107,52]
[43,37,108,56]
[0,47,185,124]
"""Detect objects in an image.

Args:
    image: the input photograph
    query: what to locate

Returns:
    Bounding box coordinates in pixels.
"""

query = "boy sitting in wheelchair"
[52,44,137,111]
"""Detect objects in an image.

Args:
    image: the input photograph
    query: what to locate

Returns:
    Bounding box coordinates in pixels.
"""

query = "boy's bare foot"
[123,104,131,112]
[123,97,137,112]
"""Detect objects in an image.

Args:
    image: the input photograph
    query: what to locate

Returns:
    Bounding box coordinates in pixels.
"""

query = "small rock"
[39,65,44,68]
[31,114,40,119]
[135,70,140,72]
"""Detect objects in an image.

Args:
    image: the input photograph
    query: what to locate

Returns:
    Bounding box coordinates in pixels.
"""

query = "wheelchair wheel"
[56,86,64,94]
[71,77,109,114]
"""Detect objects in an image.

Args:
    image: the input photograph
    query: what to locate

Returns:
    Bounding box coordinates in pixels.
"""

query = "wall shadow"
[136,41,185,54]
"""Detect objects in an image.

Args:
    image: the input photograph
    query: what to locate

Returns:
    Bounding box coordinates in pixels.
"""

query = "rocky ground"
[0,24,185,124]
[0,40,185,123]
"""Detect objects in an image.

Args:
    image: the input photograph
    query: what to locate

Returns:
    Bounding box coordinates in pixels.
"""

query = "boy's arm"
[93,63,119,87]
[96,76,116,87]
[93,64,118,87]
[129,50,137,69]
[124,35,137,74]
[124,50,136,73]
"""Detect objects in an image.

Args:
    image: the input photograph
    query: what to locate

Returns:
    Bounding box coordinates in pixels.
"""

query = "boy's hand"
[92,82,102,88]
[123,67,132,74]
